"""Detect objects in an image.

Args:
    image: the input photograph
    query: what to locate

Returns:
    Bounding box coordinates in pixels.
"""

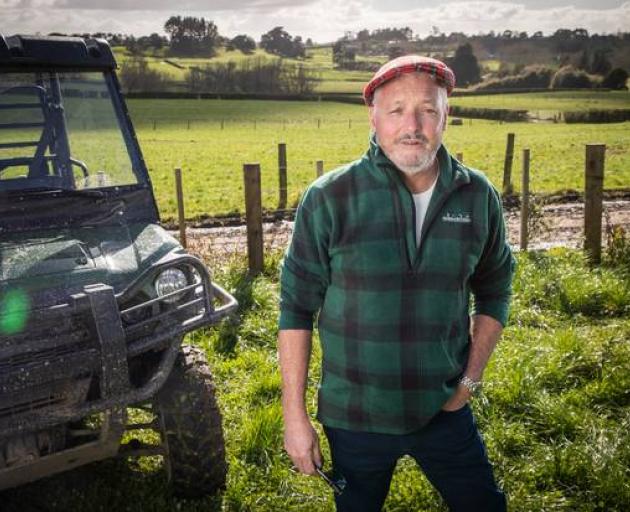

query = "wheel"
[154,345,227,498]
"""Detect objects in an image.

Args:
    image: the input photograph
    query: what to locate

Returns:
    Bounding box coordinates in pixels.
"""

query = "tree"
[601,68,628,89]
[332,41,356,67]
[119,56,169,93]
[164,16,219,56]
[590,49,612,75]
[260,27,305,58]
[550,65,596,89]
[148,33,166,50]
[387,46,405,60]
[228,34,256,54]
[448,43,481,86]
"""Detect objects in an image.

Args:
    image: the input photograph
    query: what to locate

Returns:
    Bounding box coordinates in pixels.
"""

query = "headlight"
[155,268,188,303]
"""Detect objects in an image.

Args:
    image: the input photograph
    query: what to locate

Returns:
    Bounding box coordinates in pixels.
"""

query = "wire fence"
[168,139,613,273]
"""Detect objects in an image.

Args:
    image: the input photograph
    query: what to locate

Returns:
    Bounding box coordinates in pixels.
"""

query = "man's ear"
[368,106,376,131]
[441,103,449,132]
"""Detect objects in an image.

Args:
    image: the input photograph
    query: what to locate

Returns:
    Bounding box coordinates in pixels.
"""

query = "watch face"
[461,376,481,395]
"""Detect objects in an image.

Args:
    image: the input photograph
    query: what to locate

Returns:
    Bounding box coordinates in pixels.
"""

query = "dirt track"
[178,199,630,258]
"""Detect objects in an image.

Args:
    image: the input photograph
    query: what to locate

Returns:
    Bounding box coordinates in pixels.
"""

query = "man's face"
[369,72,447,176]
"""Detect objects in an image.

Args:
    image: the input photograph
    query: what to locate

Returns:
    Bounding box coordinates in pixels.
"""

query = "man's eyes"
[387,107,438,116]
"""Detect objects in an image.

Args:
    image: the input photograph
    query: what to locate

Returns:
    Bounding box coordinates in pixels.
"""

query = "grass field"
[113,45,373,93]
[3,247,629,511]
[124,98,630,222]
[450,90,630,113]
[113,45,630,98]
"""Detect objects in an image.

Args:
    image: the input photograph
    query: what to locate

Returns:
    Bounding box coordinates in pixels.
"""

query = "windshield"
[0,70,141,192]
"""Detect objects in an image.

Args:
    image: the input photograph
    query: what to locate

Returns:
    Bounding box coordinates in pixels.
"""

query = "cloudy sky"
[2,0,629,42]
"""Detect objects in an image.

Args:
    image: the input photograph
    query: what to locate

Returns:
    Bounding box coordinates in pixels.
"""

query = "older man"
[278,55,514,512]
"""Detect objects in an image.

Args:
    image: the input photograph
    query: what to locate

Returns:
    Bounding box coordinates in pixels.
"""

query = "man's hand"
[283,416,322,475]
[441,314,503,412]
[278,329,322,475]
[441,383,471,412]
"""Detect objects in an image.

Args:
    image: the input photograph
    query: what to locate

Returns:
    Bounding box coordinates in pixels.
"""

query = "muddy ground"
[176,199,630,260]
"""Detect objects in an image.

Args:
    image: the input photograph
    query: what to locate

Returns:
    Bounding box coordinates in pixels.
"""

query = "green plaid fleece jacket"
[279,137,515,434]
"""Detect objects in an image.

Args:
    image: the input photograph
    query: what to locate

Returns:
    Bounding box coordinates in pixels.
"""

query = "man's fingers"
[287,443,321,475]
[312,437,323,469]
[293,454,317,475]
[283,421,321,475]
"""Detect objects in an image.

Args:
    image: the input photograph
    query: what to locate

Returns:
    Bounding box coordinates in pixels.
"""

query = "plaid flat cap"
[363,55,456,105]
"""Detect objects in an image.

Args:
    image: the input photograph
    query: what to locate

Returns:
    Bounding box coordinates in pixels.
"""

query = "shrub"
[605,224,630,270]
[550,65,598,89]
[473,65,554,91]
[601,67,629,90]
[448,106,528,121]
[563,109,630,123]
[186,58,317,94]
[119,56,170,93]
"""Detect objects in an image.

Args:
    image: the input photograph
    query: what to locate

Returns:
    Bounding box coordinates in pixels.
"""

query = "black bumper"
[0,255,237,438]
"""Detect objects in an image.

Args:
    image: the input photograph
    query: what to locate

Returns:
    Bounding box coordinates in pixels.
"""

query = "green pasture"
[113,45,373,93]
[122,99,630,221]
[3,247,629,511]
[450,90,630,113]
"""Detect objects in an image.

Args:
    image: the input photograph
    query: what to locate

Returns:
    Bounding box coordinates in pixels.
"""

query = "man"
[278,55,514,512]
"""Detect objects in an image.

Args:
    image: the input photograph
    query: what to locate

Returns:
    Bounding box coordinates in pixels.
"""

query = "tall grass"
[2,248,629,511]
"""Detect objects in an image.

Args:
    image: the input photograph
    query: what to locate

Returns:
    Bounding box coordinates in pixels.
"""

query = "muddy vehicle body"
[0,34,237,497]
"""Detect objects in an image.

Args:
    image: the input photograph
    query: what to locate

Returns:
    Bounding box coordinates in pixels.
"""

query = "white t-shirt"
[412,177,438,247]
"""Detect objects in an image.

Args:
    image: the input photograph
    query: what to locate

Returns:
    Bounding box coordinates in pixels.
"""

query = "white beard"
[395,147,439,177]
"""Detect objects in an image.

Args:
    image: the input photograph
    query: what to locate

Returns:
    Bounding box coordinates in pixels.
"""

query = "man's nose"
[402,110,422,132]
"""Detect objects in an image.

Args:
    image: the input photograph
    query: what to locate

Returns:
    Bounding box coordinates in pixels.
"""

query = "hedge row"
[449,105,528,121]
[563,109,630,123]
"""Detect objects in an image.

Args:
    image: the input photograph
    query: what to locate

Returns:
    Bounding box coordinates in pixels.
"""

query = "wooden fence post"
[243,163,264,275]
[584,144,606,264]
[316,160,324,178]
[502,132,515,195]
[174,168,186,249]
[278,143,288,210]
[520,149,530,251]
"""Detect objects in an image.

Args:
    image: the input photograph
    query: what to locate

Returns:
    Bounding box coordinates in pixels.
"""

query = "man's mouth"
[396,135,428,146]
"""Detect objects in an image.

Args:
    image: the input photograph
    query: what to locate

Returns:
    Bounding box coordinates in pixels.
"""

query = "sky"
[1,0,629,43]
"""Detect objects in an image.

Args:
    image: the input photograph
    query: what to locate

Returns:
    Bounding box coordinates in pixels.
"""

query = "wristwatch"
[459,375,482,396]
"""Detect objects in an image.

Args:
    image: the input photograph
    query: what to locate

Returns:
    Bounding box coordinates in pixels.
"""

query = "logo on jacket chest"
[442,212,472,224]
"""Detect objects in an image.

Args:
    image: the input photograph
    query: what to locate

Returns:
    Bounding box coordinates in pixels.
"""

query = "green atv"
[0,34,237,497]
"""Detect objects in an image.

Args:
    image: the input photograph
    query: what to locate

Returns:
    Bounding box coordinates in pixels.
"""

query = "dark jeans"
[323,404,506,512]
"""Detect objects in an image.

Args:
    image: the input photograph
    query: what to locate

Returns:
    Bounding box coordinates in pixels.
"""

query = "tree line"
[59,17,309,59]
[333,27,629,90]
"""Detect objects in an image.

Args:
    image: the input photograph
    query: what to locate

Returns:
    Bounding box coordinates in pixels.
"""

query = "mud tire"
[154,345,227,498]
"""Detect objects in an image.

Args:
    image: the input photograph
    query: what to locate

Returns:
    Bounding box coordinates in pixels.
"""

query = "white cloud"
[50,0,315,10]
[1,1,629,41]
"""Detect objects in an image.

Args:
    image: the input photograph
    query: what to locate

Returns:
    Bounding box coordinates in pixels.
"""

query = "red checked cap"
[363,55,456,106]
